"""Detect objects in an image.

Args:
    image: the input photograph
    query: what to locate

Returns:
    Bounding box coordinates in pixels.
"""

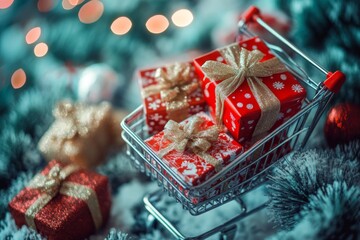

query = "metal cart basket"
[121,6,345,239]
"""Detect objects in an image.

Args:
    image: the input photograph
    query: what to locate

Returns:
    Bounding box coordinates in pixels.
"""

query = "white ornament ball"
[77,64,122,103]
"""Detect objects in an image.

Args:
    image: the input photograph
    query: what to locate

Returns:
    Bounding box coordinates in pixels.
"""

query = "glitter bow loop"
[25,163,103,231]
[30,164,66,197]
[158,116,223,172]
[201,45,288,137]
[142,63,199,121]
[53,101,93,139]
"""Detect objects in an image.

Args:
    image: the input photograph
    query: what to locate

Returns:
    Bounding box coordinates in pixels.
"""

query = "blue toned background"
[1,0,359,239]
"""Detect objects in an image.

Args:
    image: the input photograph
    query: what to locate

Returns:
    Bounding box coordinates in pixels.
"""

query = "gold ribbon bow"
[201,44,287,137]
[142,63,199,122]
[25,164,102,231]
[158,116,223,172]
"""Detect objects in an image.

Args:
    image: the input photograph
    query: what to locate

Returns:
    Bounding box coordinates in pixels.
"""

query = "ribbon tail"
[157,141,183,158]
[25,194,54,230]
[215,88,224,125]
[141,84,168,98]
[248,77,280,137]
[214,72,246,126]
[197,152,222,172]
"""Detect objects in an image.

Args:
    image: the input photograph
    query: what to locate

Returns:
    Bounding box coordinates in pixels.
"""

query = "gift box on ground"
[145,112,244,187]
[194,37,306,142]
[139,62,207,134]
[38,101,127,168]
[8,160,111,240]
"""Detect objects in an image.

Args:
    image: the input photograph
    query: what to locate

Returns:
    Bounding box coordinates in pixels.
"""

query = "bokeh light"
[146,15,169,34]
[38,0,53,12]
[171,9,193,27]
[34,42,48,57]
[111,17,132,35]
[0,0,14,9]
[69,0,84,6]
[62,0,83,10]
[62,0,75,10]
[11,69,27,89]
[26,27,41,44]
[78,0,104,24]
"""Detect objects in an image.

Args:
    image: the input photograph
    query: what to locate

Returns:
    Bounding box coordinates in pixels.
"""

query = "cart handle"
[239,6,346,93]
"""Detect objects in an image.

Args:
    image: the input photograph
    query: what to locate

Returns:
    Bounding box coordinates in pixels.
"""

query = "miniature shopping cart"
[121,6,345,239]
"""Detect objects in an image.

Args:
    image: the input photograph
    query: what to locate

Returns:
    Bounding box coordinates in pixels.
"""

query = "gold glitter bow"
[201,45,287,137]
[158,116,223,172]
[25,164,102,231]
[38,100,126,168]
[142,63,199,122]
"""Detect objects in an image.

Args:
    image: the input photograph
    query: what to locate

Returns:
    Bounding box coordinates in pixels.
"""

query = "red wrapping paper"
[8,160,111,240]
[188,133,291,204]
[145,112,244,187]
[194,37,307,142]
[145,115,292,204]
[139,62,207,134]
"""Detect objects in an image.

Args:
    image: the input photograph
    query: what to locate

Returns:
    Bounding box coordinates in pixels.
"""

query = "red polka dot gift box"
[138,62,207,135]
[194,37,306,143]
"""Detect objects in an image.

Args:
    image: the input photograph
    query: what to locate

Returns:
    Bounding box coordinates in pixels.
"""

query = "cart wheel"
[220,224,237,240]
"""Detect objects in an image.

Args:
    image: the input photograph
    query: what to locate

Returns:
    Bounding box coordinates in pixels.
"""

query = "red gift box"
[8,160,111,240]
[145,112,244,187]
[139,62,207,134]
[194,37,306,142]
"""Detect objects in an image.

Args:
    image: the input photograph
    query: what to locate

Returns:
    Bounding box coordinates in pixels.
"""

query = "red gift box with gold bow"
[145,112,243,187]
[139,62,207,134]
[194,37,306,142]
[8,160,111,240]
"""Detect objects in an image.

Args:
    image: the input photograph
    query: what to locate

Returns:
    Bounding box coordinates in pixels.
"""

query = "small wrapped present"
[145,112,243,186]
[8,160,111,240]
[139,62,207,134]
[38,100,127,168]
[194,37,306,142]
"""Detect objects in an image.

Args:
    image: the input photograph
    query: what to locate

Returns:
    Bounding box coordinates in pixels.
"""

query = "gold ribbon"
[142,63,199,122]
[201,44,287,137]
[25,164,102,231]
[158,116,223,172]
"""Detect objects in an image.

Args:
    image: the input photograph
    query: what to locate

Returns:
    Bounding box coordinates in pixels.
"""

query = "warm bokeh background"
[1,0,359,239]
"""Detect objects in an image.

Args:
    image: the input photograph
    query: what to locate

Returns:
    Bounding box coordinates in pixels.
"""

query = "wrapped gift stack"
[139,36,306,203]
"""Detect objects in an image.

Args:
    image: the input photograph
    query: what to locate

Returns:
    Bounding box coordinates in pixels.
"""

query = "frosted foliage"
[0,213,42,240]
[302,181,360,239]
[110,180,157,232]
[0,129,41,173]
[97,152,137,192]
[334,140,360,162]
[267,146,360,229]
[105,228,131,240]
[276,0,360,104]
[268,181,360,240]
[0,172,34,219]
